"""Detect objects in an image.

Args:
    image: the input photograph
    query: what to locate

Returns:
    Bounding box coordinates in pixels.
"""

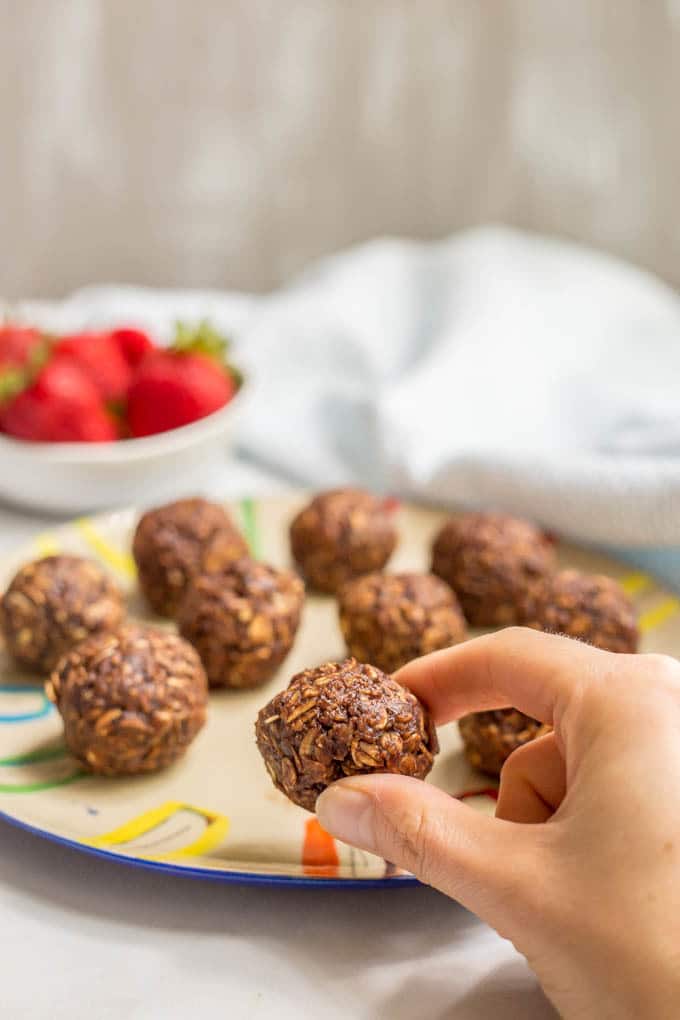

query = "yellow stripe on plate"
[88,800,229,861]
[34,534,60,557]
[638,598,680,634]
[620,572,652,597]
[76,518,136,580]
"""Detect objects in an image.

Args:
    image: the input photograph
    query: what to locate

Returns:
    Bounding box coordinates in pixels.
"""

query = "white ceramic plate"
[0,394,242,515]
[0,495,677,887]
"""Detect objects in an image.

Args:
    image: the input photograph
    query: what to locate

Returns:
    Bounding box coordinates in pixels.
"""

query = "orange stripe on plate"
[302,817,339,878]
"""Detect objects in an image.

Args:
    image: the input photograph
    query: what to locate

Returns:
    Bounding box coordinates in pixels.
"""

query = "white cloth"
[0,815,554,1020]
[13,226,680,546]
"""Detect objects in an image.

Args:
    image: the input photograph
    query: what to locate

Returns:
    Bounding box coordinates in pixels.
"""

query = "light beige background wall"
[1,0,679,299]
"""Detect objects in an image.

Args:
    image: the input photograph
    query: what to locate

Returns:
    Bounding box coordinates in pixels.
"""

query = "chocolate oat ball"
[521,569,639,653]
[255,657,439,811]
[289,488,398,594]
[459,709,551,778]
[431,512,555,626]
[46,624,208,776]
[338,572,467,674]
[0,555,125,673]
[178,558,305,689]
[133,497,248,617]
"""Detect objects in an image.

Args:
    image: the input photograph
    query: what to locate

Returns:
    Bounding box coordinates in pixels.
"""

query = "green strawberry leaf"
[0,335,53,405]
[173,320,232,360]
[0,367,28,404]
[29,337,52,372]
[172,320,242,391]
[227,363,244,389]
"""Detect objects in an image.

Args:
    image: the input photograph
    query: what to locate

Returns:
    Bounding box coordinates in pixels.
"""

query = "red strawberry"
[54,332,132,402]
[109,327,155,368]
[0,324,42,367]
[0,358,117,443]
[0,324,49,403]
[127,352,235,437]
[126,322,238,438]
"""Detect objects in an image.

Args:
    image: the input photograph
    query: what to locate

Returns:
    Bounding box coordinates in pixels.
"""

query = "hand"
[316,628,680,1019]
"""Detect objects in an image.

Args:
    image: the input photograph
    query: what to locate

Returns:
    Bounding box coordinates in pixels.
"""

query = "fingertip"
[315,779,375,848]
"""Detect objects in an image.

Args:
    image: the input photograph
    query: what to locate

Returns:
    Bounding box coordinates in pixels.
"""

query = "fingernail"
[316,781,375,849]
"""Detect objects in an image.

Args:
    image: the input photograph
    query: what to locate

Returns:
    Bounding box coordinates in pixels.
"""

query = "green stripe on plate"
[0,746,69,767]
[0,773,86,794]
[240,498,260,558]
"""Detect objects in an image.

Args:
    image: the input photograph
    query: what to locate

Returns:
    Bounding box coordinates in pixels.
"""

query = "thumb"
[316,774,542,929]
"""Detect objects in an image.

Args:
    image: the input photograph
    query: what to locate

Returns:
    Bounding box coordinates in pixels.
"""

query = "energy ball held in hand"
[132,497,248,618]
[431,512,555,626]
[255,657,439,812]
[458,709,551,778]
[179,558,305,688]
[521,569,639,653]
[289,488,398,594]
[0,555,125,673]
[47,624,208,776]
[338,572,467,674]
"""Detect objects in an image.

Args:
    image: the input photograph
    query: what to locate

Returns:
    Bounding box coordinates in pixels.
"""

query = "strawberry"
[54,332,132,403]
[0,323,43,367]
[0,324,49,404]
[0,358,117,443]
[109,327,155,368]
[126,321,238,438]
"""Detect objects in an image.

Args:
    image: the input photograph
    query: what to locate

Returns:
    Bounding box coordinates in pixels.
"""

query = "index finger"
[395,627,610,726]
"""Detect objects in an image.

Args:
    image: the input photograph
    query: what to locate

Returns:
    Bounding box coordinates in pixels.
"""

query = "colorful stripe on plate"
[302,817,340,878]
[239,498,260,558]
[75,518,136,580]
[638,597,680,634]
[0,746,85,794]
[34,534,60,558]
[620,571,653,597]
[88,800,229,862]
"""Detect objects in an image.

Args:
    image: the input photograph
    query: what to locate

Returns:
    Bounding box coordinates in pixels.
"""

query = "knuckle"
[489,625,525,648]
[397,804,431,866]
[504,625,528,641]
[377,799,436,880]
[640,653,680,692]
[580,652,680,727]
[571,680,599,718]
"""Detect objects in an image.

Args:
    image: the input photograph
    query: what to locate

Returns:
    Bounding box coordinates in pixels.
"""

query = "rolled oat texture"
[47,624,208,776]
[459,709,551,778]
[431,512,555,626]
[521,569,639,653]
[133,497,249,618]
[179,558,305,689]
[255,657,439,811]
[338,571,467,674]
[289,488,398,594]
[0,555,125,673]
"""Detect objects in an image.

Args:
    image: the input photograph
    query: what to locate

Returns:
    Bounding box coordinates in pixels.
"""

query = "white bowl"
[0,393,243,515]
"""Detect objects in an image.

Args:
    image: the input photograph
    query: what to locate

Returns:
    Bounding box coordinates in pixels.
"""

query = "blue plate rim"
[0,807,420,889]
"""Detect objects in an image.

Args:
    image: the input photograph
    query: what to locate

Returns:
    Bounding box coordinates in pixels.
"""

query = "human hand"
[316,628,680,1019]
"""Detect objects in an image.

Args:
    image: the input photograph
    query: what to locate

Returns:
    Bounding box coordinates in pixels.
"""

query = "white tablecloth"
[0,460,555,1020]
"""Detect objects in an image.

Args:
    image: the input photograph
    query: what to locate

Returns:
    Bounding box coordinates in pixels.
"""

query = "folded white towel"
[237,226,680,545]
